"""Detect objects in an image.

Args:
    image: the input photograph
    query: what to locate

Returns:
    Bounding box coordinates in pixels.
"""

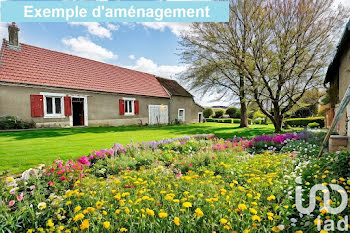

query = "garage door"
[149,105,168,125]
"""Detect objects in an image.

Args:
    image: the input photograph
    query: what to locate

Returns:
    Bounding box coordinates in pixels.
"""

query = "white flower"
[37,202,47,210]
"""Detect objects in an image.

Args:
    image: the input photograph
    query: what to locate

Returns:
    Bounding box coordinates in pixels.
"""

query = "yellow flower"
[321,208,328,214]
[146,208,155,216]
[174,217,180,226]
[295,231,303,233]
[314,218,323,225]
[115,209,121,214]
[182,202,192,208]
[220,218,228,224]
[73,213,85,221]
[6,177,14,183]
[238,204,247,211]
[46,219,54,227]
[252,215,261,222]
[320,230,328,233]
[272,226,281,232]
[65,201,72,205]
[158,212,168,218]
[74,206,81,213]
[267,195,276,201]
[103,210,107,215]
[194,208,204,218]
[86,207,95,214]
[96,201,104,209]
[249,208,257,214]
[103,221,111,229]
[119,228,128,232]
[80,219,89,230]
[224,225,230,230]
[27,229,34,233]
[125,207,130,215]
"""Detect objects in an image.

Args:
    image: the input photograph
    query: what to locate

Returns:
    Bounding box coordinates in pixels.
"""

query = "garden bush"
[213,109,224,118]
[0,116,35,130]
[225,107,240,118]
[203,108,214,118]
[284,116,325,128]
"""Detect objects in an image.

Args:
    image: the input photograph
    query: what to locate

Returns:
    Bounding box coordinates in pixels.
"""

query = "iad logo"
[295,177,348,215]
[295,178,349,232]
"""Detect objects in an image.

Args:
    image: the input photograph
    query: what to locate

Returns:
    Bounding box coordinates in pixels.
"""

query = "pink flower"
[59,176,67,181]
[30,185,36,190]
[189,164,193,167]
[290,154,295,158]
[9,200,15,206]
[48,181,54,187]
[17,195,23,201]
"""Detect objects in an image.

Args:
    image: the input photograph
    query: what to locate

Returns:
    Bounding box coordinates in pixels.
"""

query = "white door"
[149,105,168,125]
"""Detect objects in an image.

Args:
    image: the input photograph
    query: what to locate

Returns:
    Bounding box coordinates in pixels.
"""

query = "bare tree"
[180,0,347,132]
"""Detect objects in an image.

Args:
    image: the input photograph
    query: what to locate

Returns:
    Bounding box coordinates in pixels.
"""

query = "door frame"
[69,95,88,127]
[198,112,203,123]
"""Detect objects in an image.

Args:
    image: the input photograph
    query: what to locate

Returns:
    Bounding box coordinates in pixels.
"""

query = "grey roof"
[325,20,350,84]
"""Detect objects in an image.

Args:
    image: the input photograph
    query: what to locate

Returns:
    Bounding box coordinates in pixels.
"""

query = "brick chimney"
[8,22,19,46]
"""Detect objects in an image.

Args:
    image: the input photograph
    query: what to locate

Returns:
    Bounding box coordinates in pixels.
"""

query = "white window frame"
[178,108,185,122]
[123,97,135,116]
[41,92,65,118]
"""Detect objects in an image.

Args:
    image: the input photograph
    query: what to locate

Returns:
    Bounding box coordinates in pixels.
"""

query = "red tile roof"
[0,40,169,98]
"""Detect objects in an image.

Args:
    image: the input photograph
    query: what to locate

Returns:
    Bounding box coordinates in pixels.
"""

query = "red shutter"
[30,95,44,117]
[119,99,125,115]
[64,96,72,116]
[134,100,139,115]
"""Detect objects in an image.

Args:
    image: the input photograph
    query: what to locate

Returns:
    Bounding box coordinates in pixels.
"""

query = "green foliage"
[253,111,265,119]
[284,117,325,128]
[203,108,214,118]
[213,109,224,118]
[308,122,320,128]
[0,116,35,130]
[225,107,240,118]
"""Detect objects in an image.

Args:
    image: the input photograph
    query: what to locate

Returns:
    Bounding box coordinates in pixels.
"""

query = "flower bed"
[0,131,348,232]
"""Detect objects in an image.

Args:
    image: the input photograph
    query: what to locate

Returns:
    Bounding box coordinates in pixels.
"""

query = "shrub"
[226,107,240,118]
[284,116,325,128]
[0,116,35,130]
[205,118,215,122]
[213,109,224,118]
[203,108,214,118]
[308,122,320,128]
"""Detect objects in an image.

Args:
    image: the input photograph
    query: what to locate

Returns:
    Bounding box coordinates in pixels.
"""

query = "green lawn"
[0,123,299,174]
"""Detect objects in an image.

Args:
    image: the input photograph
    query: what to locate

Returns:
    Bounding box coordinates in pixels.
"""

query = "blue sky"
[1,0,349,106]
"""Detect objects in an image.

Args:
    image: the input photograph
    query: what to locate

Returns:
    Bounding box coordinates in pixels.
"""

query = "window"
[124,98,135,115]
[41,92,65,118]
[178,109,185,122]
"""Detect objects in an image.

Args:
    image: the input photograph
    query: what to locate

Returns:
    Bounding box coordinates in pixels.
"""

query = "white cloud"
[128,54,136,60]
[62,36,118,62]
[140,22,192,36]
[69,22,118,39]
[0,23,8,40]
[124,57,187,78]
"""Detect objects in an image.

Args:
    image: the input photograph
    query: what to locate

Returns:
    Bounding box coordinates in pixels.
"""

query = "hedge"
[284,117,325,128]
[205,118,252,124]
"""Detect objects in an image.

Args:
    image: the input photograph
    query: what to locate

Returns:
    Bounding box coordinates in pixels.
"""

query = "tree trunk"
[240,100,248,128]
[239,76,248,128]
[273,114,283,133]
